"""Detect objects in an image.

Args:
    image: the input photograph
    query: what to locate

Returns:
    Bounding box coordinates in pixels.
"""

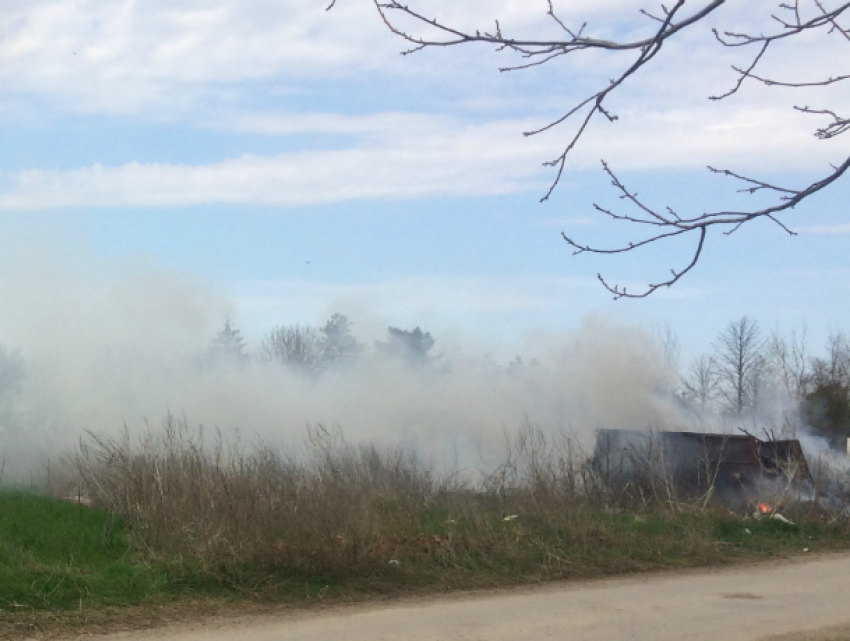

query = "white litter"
[770,513,795,525]
[503,514,519,522]
[752,511,795,525]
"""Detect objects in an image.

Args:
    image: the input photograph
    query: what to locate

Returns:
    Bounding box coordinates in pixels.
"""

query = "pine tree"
[319,313,361,366]
[207,317,249,366]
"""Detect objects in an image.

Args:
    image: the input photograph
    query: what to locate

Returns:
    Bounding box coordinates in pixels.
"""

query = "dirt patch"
[760,623,850,641]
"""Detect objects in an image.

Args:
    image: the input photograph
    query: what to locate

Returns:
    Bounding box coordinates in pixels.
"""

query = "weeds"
[64,415,850,589]
[3,416,850,639]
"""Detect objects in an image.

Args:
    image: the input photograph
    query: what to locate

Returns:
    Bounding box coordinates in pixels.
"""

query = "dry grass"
[54,416,850,593]
[68,417,614,576]
[5,416,850,639]
[73,417,460,573]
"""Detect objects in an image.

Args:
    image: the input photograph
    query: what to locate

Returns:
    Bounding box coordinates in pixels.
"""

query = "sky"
[0,0,848,366]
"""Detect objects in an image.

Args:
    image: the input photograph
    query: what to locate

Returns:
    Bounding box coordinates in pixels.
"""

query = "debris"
[594,429,811,510]
[744,528,752,535]
[753,510,795,525]
[388,559,400,566]
[503,514,519,522]
[770,513,795,525]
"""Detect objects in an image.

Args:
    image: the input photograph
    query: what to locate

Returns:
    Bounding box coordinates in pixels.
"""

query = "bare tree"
[809,330,850,388]
[257,324,322,373]
[654,322,681,374]
[682,354,720,412]
[331,0,850,297]
[713,316,767,415]
[767,327,810,398]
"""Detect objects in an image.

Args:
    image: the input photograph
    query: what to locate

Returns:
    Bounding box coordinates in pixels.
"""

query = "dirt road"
[73,554,850,641]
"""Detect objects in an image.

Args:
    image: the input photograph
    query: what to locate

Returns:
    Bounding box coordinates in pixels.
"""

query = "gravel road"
[70,554,850,641]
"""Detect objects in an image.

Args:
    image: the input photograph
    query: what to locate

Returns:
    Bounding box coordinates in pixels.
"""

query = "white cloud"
[0,116,554,209]
[0,100,842,210]
[2,0,842,117]
[207,111,454,137]
[0,0,579,114]
[0,0,845,208]
[0,0,405,113]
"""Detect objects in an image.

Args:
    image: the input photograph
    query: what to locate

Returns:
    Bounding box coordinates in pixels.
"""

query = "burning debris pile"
[593,429,812,510]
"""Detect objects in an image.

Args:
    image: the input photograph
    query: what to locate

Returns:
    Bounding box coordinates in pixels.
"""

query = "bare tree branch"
[711,2,850,100]
[331,0,850,298]
[562,154,849,299]
[795,105,850,138]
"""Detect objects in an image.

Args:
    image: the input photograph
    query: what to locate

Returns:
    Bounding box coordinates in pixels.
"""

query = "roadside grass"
[0,490,232,638]
[0,492,157,607]
[4,417,850,638]
[3,491,850,640]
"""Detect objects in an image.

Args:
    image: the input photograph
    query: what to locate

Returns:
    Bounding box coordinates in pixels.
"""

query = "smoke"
[0,245,684,480]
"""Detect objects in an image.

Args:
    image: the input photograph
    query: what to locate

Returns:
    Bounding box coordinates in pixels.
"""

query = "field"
[3,417,850,639]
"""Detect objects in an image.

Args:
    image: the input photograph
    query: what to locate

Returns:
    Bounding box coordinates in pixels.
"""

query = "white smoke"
[0,243,684,479]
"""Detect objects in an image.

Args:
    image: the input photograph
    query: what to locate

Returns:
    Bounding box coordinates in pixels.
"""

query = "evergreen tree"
[319,313,361,366]
[376,326,434,364]
[207,317,249,366]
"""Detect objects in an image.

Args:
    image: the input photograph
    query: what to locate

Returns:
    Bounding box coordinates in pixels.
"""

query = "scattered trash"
[769,513,795,526]
[744,528,752,535]
[803,548,809,552]
[446,519,456,524]
[388,559,400,566]
[503,514,519,522]
[751,511,795,525]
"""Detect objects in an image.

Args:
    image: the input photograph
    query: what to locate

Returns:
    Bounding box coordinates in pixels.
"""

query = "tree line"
[204,314,437,374]
[0,313,848,448]
[679,316,850,446]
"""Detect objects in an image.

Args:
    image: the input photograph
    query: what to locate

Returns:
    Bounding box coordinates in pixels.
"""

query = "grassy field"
[3,489,850,640]
[4,418,850,639]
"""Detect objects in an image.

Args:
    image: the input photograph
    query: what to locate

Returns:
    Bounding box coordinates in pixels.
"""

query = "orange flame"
[758,502,772,514]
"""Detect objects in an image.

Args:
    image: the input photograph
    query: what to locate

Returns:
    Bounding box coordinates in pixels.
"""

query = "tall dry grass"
[66,416,849,584]
[68,417,635,573]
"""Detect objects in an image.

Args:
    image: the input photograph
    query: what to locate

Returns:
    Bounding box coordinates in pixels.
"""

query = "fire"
[758,502,772,514]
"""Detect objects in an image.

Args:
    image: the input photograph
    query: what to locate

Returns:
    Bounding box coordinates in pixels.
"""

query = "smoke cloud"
[0,243,684,479]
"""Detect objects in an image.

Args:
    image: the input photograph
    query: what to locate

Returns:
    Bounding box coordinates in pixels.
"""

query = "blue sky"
[1,0,848,366]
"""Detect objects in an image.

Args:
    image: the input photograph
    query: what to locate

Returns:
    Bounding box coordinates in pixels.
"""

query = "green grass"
[2,491,850,639]
[0,491,170,612]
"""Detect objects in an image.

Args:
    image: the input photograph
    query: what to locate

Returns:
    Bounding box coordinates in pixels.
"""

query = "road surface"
[69,554,850,641]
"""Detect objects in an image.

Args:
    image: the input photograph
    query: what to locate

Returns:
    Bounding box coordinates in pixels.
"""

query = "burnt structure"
[593,429,811,509]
